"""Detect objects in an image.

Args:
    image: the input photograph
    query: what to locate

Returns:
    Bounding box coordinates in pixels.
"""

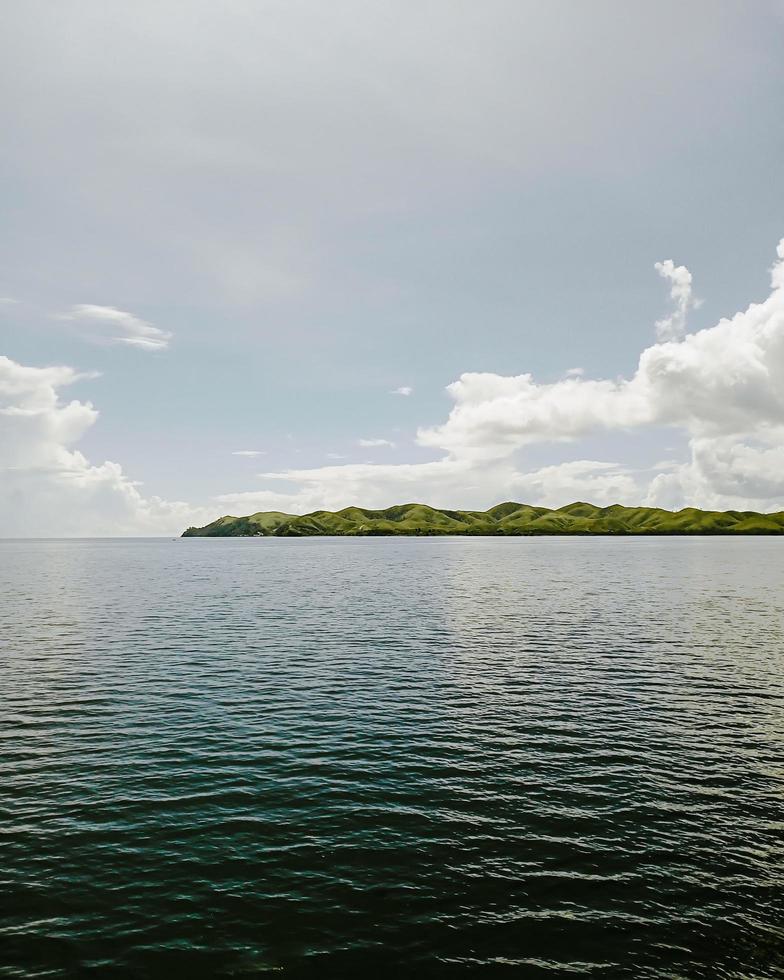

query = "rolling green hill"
[182,502,784,537]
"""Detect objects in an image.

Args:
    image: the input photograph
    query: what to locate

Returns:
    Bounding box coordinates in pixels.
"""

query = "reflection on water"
[1,537,783,978]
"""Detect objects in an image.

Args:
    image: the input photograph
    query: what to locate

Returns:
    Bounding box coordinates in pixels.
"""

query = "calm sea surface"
[1,537,783,978]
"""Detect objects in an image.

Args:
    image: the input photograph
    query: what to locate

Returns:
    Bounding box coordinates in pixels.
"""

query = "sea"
[1,537,783,978]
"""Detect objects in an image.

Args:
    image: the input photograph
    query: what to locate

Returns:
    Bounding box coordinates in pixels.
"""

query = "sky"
[2,0,784,535]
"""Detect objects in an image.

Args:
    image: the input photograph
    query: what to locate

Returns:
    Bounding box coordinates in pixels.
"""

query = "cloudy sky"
[2,0,784,535]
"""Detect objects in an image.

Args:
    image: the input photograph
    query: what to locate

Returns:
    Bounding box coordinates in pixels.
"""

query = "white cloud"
[0,355,208,535]
[214,456,640,515]
[358,438,395,448]
[391,386,413,396]
[564,367,584,377]
[224,238,784,515]
[219,457,485,513]
[645,433,784,511]
[654,259,699,341]
[511,460,639,508]
[56,304,172,351]
[6,240,784,533]
[417,240,784,464]
[232,450,265,457]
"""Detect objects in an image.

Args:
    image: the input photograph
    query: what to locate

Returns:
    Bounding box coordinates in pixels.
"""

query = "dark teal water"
[1,537,783,979]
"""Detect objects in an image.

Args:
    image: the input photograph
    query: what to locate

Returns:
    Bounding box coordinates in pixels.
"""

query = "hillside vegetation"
[182,502,784,537]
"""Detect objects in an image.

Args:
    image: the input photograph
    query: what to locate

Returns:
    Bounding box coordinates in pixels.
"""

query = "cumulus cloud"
[232,450,265,457]
[219,238,784,516]
[56,304,172,351]
[645,434,784,511]
[511,461,639,508]
[391,386,413,396]
[417,241,784,464]
[6,240,784,533]
[0,355,208,535]
[654,259,699,341]
[358,438,395,448]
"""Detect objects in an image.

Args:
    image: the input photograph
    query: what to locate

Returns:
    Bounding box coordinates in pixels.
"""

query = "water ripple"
[1,537,783,977]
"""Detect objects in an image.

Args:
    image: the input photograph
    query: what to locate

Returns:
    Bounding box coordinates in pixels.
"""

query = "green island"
[182,502,784,537]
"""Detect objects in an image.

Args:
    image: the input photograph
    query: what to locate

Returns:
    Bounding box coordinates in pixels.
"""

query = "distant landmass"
[182,502,784,537]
